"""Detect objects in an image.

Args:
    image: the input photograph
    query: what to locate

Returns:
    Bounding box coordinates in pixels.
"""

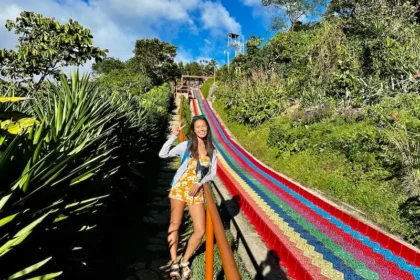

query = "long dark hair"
[189,115,214,159]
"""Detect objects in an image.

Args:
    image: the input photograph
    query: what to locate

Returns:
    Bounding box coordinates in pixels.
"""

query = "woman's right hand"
[172,122,185,136]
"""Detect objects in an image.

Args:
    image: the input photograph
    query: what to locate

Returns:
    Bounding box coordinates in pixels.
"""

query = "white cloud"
[175,49,214,64]
[0,4,22,49]
[108,0,200,21]
[0,0,241,74]
[200,1,241,36]
[175,47,194,63]
[239,0,271,27]
[241,0,261,6]
[188,18,199,35]
[199,37,219,60]
[0,0,152,61]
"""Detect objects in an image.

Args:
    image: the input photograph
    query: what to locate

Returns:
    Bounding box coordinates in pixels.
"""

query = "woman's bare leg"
[182,203,205,263]
[168,199,186,262]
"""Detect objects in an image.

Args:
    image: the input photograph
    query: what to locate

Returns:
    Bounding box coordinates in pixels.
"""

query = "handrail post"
[179,95,186,142]
[204,183,241,280]
[205,207,214,280]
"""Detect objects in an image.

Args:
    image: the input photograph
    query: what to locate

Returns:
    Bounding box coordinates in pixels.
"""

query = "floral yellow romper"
[169,156,211,205]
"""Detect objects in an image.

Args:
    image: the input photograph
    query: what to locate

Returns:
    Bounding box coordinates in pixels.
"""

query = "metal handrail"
[204,184,240,280]
[179,95,186,142]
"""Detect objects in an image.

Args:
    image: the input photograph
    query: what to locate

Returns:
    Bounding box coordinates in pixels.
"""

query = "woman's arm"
[198,149,217,186]
[158,135,186,158]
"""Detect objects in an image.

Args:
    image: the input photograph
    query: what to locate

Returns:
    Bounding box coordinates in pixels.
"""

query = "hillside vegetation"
[213,0,420,246]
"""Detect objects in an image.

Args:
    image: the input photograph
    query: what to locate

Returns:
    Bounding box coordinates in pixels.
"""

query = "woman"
[158,115,217,280]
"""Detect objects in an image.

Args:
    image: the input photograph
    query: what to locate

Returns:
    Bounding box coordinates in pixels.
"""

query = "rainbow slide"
[191,89,420,279]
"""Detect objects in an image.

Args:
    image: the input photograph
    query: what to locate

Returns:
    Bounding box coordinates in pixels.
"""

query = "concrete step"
[125,95,192,280]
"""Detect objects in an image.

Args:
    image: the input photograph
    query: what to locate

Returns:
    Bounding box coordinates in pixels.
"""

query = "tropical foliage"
[262,0,328,31]
[0,11,174,279]
[91,38,184,94]
[130,38,180,85]
[213,0,420,246]
[92,57,125,75]
[0,73,172,279]
[97,67,152,95]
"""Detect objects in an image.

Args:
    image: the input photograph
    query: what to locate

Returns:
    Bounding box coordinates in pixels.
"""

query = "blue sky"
[0,0,277,71]
[169,0,276,65]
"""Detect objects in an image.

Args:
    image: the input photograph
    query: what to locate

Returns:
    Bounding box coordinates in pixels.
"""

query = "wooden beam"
[181,75,214,79]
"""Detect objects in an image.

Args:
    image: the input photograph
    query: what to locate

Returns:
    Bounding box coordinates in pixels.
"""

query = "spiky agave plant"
[0,71,147,279]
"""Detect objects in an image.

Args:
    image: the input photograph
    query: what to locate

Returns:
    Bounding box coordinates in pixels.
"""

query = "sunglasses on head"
[192,114,206,120]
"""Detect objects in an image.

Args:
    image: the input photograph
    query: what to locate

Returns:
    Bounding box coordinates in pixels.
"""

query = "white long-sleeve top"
[158,135,218,187]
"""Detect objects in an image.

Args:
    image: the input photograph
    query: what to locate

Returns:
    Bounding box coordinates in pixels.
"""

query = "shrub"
[98,68,152,95]
[267,117,396,174]
[289,104,335,126]
[364,93,420,131]
[387,127,420,196]
[214,78,285,127]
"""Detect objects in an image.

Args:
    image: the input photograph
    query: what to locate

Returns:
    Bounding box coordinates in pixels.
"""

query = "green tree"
[92,57,125,75]
[131,38,179,85]
[246,35,263,56]
[183,62,203,76]
[161,61,181,82]
[197,59,218,76]
[98,68,151,95]
[204,59,218,76]
[199,59,209,75]
[178,61,185,75]
[0,11,107,90]
[327,0,420,22]
[262,0,328,31]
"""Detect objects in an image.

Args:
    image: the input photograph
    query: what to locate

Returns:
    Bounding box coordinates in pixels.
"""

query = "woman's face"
[194,119,208,139]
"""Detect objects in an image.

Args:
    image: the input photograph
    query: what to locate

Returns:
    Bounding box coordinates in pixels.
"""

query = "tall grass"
[387,128,420,196]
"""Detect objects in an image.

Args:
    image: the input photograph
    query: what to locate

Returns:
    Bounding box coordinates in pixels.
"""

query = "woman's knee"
[168,221,182,231]
[167,226,180,243]
[194,227,205,239]
[168,233,178,244]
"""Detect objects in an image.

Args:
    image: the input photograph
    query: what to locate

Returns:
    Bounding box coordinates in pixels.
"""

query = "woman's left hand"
[189,183,202,196]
